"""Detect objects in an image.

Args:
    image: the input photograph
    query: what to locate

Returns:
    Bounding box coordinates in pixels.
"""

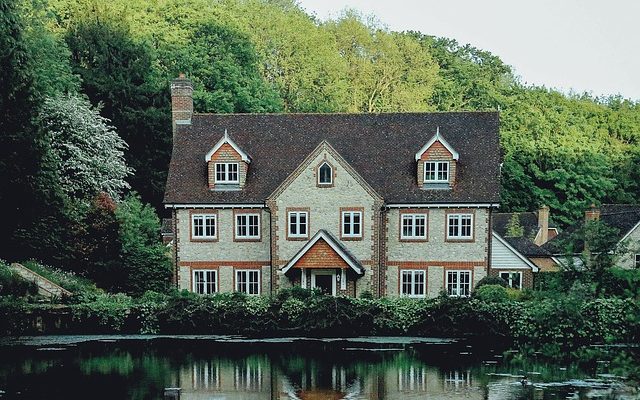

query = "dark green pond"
[0,336,637,399]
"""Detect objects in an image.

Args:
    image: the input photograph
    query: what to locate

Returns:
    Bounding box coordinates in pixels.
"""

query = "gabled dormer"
[205,130,250,190]
[415,127,459,189]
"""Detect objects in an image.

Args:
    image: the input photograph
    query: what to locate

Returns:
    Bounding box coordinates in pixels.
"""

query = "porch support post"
[340,269,346,290]
[301,268,306,288]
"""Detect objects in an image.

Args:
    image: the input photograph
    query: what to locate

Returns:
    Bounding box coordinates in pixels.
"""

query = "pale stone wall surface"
[386,208,489,262]
[176,209,270,262]
[427,266,444,297]
[274,150,377,263]
[619,224,640,269]
[385,265,399,296]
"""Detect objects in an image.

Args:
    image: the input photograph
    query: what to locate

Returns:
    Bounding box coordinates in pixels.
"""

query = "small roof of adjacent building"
[164,112,501,205]
[492,212,551,257]
[543,204,640,254]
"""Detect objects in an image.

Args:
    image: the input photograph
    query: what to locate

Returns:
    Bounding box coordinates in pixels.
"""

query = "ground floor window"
[499,271,522,289]
[446,270,471,297]
[635,254,640,269]
[236,269,260,295]
[400,270,426,297]
[193,270,217,294]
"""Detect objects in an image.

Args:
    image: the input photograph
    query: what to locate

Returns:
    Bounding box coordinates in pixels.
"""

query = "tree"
[116,194,173,295]
[0,0,71,263]
[505,214,524,238]
[38,94,133,201]
[66,17,171,211]
[326,12,439,112]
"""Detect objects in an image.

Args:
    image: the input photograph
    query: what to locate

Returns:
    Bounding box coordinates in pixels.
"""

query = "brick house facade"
[164,76,502,298]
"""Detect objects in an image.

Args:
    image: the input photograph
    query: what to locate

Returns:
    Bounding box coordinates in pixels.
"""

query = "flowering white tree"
[38,94,133,201]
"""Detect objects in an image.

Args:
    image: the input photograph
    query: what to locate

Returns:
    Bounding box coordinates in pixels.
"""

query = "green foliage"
[116,194,173,295]
[21,260,100,297]
[474,285,510,303]
[0,261,38,296]
[475,275,508,288]
[505,214,524,237]
[70,292,133,332]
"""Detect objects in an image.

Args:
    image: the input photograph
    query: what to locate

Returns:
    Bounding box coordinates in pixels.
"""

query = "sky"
[297,0,640,101]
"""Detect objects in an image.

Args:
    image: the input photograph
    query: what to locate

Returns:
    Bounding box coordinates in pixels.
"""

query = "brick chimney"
[171,73,193,139]
[535,205,550,245]
[584,204,600,222]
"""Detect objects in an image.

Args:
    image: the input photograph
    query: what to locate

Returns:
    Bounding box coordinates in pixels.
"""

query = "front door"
[311,270,336,296]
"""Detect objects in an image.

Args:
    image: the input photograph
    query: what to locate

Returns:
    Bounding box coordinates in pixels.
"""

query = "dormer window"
[317,161,333,186]
[215,162,239,184]
[424,161,449,183]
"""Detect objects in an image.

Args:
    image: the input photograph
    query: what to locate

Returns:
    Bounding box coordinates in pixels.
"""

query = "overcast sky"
[297,0,640,101]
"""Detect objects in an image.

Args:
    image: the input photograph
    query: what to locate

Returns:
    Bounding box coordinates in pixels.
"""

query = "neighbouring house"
[544,204,640,269]
[490,207,558,289]
[163,75,501,298]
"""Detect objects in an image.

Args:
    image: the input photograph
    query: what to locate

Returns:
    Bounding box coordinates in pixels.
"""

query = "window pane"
[299,213,307,235]
[249,271,259,295]
[448,216,458,237]
[249,215,259,236]
[289,213,297,235]
[228,163,238,181]
[415,216,425,237]
[437,162,449,181]
[401,271,412,295]
[425,162,436,181]
[216,163,226,181]
[353,212,361,235]
[402,216,412,237]
[415,271,425,295]
[343,213,351,235]
[319,164,332,183]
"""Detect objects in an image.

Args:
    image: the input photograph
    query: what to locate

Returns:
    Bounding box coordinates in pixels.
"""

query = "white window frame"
[424,161,449,183]
[235,213,260,239]
[192,269,217,294]
[341,210,363,238]
[288,211,309,238]
[635,254,640,269]
[400,270,426,298]
[447,213,473,240]
[318,162,333,185]
[236,269,260,295]
[401,214,427,240]
[191,214,217,239]
[214,162,239,184]
[499,271,523,289]
[446,270,471,297]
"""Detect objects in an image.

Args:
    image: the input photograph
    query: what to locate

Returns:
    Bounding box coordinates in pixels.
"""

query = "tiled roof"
[164,112,501,205]
[542,204,640,254]
[492,212,550,257]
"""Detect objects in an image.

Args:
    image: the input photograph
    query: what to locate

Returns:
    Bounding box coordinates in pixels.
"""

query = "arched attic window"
[317,162,333,186]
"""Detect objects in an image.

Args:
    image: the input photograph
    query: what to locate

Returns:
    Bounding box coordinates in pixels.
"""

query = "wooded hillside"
[1,0,639,267]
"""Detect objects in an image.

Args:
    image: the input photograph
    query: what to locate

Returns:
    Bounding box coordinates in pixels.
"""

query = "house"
[164,75,501,298]
[543,204,640,269]
[489,207,558,289]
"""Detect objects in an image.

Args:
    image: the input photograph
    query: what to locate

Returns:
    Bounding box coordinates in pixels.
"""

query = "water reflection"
[0,338,635,400]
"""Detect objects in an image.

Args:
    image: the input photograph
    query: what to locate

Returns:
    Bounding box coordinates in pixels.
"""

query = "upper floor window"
[318,162,333,185]
[342,210,362,238]
[447,213,473,240]
[236,213,260,239]
[288,211,308,238]
[499,271,522,289]
[193,270,217,294]
[215,162,239,183]
[401,214,427,240]
[192,214,217,239]
[236,269,260,295]
[424,161,449,183]
[401,270,426,297]
[447,270,471,297]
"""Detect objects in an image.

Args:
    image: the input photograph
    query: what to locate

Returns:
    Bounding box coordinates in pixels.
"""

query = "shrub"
[475,275,507,288]
[22,260,100,297]
[0,262,38,297]
[474,284,509,303]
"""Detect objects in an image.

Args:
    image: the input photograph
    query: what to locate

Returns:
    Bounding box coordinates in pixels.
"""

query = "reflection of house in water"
[174,356,485,400]
[178,357,273,400]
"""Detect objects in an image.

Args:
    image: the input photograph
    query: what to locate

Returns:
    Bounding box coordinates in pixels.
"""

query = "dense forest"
[1,0,639,276]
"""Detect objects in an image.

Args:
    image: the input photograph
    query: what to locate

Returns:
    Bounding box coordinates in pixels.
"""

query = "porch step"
[9,263,73,299]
